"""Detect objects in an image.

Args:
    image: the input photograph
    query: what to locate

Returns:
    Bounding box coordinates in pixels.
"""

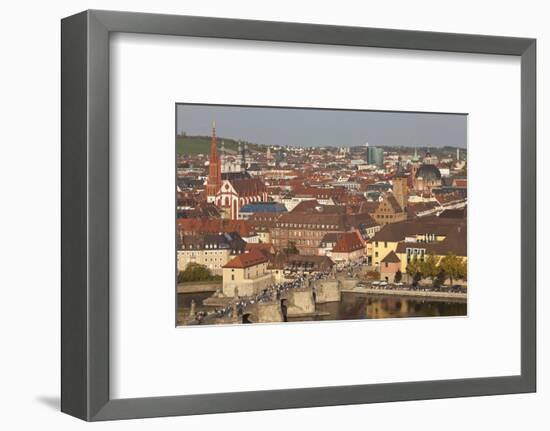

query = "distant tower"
[266,146,272,161]
[456,148,460,162]
[241,142,248,171]
[237,141,242,172]
[412,146,419,163]
[206,122,221,202]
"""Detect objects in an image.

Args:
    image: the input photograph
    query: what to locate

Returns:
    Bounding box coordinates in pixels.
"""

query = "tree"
[394,269,402,284]
[420,253,439,282]
[435,269,446,288]
[178,263,219,283]
[439,253,466,286]
[283,241,299,255]
[406,257,422,285]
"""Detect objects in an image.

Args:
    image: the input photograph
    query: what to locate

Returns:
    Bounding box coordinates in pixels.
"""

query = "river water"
[178,292,466,323]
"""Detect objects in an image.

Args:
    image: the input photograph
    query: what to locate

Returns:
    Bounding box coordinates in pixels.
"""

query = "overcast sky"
[176,104,467,149]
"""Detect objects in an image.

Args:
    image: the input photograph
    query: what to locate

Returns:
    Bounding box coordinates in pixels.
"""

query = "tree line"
[178,262,222,283]
[404,252,467,288]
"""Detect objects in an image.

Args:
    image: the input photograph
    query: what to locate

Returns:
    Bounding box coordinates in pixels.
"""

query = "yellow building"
[370,217,467,273]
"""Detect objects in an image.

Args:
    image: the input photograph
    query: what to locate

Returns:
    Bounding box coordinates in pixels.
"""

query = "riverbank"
[177,281,221,294]
[341,287,467,301]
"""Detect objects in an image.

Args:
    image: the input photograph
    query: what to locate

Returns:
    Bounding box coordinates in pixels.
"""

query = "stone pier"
[314,279,341,303]
[286,288,316,316]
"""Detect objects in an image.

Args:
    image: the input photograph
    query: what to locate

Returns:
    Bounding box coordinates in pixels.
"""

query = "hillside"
[176,135,266,155]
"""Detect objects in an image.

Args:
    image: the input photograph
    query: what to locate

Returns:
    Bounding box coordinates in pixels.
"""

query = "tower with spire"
[412,146,419,162]
[206,121,222,201]
[241,142,248,172]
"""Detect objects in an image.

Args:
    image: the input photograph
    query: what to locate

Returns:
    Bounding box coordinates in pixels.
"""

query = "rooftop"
[223,249,268,269]
[240,202,287,213]
[332,232,364,253]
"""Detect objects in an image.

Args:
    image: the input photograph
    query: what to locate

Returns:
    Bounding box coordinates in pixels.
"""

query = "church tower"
[393,176,408,211]
[241,142,248,172]
[206,122,221,201]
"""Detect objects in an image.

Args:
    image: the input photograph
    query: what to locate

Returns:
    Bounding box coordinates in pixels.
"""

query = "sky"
[176,104,467,149]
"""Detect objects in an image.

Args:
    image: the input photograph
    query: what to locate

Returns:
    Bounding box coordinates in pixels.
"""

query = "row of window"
[275,223,339,229]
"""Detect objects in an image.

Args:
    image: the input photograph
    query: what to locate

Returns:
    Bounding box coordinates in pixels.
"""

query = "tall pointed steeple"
[206,121,221,200]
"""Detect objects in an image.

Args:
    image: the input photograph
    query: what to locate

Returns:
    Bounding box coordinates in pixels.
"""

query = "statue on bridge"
[189,300,196,320]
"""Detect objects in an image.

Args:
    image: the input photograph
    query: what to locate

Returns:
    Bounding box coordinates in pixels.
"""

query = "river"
[177,291,466,324]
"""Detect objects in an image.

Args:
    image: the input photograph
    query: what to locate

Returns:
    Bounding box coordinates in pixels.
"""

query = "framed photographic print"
[61,9,536,421]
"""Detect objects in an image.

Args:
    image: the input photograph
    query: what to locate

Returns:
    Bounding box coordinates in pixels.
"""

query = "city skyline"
[176,105,467,326]
[177,104,467,149]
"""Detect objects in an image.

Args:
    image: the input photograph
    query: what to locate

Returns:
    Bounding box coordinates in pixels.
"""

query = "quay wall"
[342,287,467,301]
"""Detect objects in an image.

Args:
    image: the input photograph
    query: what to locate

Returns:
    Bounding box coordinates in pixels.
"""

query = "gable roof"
[244,242,275,257]
[381,250,401,263]
[332,232,364,253]
[223,248,268,269]
[372,217,466,242]
[229,178,266,195]
[177,218,253,237]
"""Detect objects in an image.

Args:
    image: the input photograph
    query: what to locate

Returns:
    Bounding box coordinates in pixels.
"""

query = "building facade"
[177,232,246,275]
[222,249,274,297]
[205,123,269,219]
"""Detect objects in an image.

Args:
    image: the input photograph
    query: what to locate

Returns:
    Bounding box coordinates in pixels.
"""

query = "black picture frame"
[61,9,536,421]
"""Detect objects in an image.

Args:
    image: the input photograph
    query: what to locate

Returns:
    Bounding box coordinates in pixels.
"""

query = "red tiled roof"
[177,218,253,237]
[223,248,268,269]
[230,178,266,195]
[332,232,364,253]
[245,242,274,257]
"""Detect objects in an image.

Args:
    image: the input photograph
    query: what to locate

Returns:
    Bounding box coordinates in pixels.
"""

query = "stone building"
[177,232,246,275]
[247,212,282,243]
[379,250,402,283]
[392,176,409,210]
[330,232,366,263]
[414,164,442,196]
[270,209,376,255]
[267,253,334,281]
[222,249,274,297]
[371,194,408,226]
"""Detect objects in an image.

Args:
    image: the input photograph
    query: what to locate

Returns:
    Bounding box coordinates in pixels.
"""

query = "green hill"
[176,135,266,155]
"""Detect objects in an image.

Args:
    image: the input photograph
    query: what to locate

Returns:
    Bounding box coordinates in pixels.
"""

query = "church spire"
[206,121,221,200]
[210,121,217,159]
